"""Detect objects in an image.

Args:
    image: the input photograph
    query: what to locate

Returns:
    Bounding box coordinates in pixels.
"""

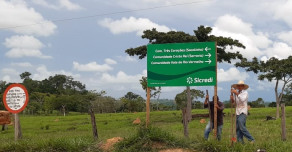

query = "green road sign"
[147,42,216,87]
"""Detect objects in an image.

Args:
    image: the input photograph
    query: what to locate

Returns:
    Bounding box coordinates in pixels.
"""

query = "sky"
[1,0,292,102]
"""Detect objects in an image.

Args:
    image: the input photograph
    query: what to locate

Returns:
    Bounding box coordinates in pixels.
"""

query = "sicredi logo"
[194,77,213,83]
[186,76,213,84]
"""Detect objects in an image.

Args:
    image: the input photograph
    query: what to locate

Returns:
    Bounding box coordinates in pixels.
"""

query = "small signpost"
[147,42,217,136]
[2,83,29,141]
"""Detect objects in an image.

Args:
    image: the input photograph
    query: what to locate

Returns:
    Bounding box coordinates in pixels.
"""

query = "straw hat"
[232,80,249,90]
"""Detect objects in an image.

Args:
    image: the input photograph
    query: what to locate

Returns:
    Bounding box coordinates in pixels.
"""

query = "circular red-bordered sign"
[3,83,29,114]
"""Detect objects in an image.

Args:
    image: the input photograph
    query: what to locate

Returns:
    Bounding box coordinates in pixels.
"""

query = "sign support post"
[2,83,29,141]
[14,114,22,141]
[146,87,150,128]
[214,42,218,138]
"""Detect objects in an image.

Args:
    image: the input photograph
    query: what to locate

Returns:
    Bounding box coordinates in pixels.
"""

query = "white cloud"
[218,67,249,82]
[73,61,113,72]
[32,0,58,9]
[118,56,138,62]
[105,58,117,65]
[263,42,292,59]
[277,31,292,46]
[4,35,51,59]
[59,0,82,10]
[274,0,292,27]
[32,65,80,81]
[2,68,18,75]
[11,62,33,67]
[84,70,147,98]
[0,0,56,36]
[212,14,273,59]
[32,0,82,10]
[98,17,175,36]
[2,75,11,82]
[101,70,146,84]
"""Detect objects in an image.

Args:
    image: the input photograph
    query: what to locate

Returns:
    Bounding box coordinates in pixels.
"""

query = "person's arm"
[215,102,224,111]
[204,94,209,108]
[230,89,235,104]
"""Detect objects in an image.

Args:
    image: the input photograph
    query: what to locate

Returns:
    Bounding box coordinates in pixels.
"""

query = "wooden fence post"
[89,108,98,140]
[281,103,286,141]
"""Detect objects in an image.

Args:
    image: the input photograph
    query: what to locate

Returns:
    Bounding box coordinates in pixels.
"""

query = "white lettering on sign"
[5,87,26,111]
[194,77,213,83]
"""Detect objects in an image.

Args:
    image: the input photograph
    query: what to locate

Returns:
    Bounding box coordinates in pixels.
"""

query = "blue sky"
[1,0,292,102]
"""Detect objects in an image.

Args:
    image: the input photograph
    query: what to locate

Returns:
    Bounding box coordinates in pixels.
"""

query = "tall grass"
[0,107,291,151]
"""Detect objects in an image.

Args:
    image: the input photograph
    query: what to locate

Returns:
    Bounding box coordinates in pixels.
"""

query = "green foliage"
[193,101,204,109]
[114,126,190,152]
[268,102,277,107]
[140,76,161,98]
[120,92,145,112]
[0,138,94,152]
[175,89,204,110]
[19,72,88,95]
[125,26,245,63]
[248,98,265,108]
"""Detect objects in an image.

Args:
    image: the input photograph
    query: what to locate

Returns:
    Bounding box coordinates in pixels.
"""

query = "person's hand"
[231,89,238,94]
[215,104,219,109]
[230,95,234,103]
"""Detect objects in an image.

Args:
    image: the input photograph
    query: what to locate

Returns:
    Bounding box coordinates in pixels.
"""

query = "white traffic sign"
[3,84,29,114]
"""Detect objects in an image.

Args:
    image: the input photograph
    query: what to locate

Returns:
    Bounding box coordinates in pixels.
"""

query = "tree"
[0,80,8,94]
[175,89,204,137]
[282,83,292,106]
[249,98,265,108]
[236,56,292,118]
[20,71,32,80]
[268,102,277,107]
[140,76,161,98]
[125,26,245,63]
[193,101,204,109]
[121,92,145,112]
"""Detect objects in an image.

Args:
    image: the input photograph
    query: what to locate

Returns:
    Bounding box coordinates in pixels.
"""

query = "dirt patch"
[200,119,206,124]
[100,137,123,152]
[132,117,141,125]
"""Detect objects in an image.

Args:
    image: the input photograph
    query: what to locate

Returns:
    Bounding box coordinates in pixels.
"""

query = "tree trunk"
[182,108,189,138]
[275,80,280,119]
[62,105,66,117]
[186,86,192,122]
[276,103,280,119]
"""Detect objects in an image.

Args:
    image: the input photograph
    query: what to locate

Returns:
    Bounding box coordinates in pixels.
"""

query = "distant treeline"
[2,72,292,115]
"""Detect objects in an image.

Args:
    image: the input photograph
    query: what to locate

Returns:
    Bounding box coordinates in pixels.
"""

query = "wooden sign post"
[213,42,218,138]
[2,83,29,141]
[146,87,150,128]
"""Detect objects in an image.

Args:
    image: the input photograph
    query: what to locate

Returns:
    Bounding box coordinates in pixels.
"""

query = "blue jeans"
[204,121,223,140]
[236,113,255,143]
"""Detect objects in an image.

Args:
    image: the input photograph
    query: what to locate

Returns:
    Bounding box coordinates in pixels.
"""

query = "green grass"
[0,107,292,151]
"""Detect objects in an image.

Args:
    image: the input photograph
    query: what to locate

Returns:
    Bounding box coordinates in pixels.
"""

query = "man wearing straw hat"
[230,80,255,143]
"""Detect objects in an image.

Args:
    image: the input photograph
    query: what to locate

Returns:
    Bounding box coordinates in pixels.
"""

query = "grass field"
[1,107,292,152]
